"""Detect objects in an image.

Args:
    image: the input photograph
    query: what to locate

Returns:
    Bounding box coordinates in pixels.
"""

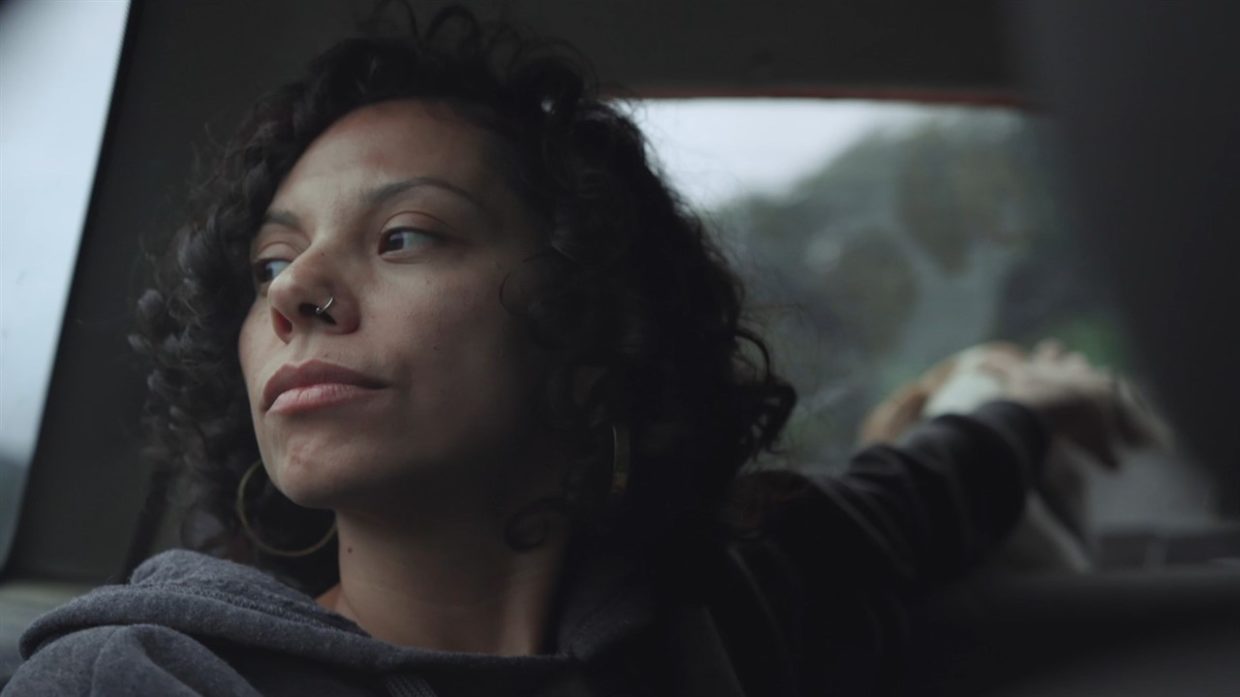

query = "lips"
[262,359,387,412]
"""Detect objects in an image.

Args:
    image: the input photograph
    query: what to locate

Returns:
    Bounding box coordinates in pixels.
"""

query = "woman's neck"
[317,505,567,655]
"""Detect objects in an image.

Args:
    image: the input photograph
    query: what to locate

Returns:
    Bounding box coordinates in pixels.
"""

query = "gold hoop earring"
[235,460,336,558]
[611,423,630,494]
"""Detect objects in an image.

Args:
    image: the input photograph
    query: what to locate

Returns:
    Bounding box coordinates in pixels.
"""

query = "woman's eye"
[252,258,290,285]
[380,227,437,254]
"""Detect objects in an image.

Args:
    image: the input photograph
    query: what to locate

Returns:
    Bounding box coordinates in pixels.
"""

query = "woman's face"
[238,99,550,514]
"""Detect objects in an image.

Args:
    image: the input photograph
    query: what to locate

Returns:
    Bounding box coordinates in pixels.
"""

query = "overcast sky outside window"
[0,0,129,465]
[629,99,926,210]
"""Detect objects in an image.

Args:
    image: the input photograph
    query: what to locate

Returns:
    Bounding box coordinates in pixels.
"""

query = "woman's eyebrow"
[364,176,493,220]
[258,177,493,233]
[259,209,301,229]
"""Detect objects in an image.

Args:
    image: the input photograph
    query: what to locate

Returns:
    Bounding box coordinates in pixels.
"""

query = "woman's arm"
[760,339,1154,586]
[744,400,1049,588]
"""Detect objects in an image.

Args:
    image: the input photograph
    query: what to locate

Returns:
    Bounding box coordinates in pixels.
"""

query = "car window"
[630,99,1228,556]
[0,0,130,569]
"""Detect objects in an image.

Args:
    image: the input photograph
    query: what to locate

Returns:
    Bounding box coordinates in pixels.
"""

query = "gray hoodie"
[6,543,673,696]
[4,402,1048,697]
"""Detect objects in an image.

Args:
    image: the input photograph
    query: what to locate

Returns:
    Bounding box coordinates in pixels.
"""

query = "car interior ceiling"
[2,1,1237,694]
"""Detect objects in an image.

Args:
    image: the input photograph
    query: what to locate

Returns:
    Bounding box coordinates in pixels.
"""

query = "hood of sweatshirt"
[19,546,661,694]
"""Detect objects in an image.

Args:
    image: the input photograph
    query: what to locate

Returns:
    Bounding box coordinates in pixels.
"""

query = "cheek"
[399,280,540,411]
[237,305,268,407]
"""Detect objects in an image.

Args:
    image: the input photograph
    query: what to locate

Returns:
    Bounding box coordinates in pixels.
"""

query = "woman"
[6,8,1130,697]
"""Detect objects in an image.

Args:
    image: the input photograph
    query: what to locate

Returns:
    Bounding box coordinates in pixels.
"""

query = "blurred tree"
[707,108,1127,469]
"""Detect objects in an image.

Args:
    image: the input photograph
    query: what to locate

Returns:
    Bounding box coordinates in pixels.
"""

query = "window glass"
[0,0,130,567]
[629,99,1222,545]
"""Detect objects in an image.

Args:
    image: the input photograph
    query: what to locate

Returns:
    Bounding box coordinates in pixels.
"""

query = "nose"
[265,250,359,343]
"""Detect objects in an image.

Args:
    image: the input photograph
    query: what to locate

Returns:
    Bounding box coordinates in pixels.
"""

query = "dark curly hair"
[131,6,796,591]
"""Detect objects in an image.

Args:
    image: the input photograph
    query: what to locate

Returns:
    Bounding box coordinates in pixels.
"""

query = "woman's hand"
[978,340,1169,469]
[859,339,1170,468]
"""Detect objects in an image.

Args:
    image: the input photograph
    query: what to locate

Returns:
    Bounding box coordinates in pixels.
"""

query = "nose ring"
[314,296,335,317]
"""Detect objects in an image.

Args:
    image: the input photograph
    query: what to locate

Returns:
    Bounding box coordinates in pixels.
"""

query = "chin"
[272,450,435,513]
[268,450,369,510]
[270,471,343,511]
